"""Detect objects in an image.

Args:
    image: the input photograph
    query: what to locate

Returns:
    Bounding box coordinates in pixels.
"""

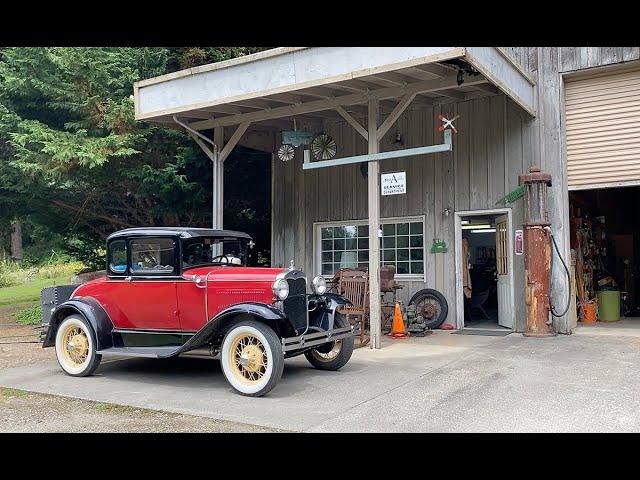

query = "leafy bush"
[37,261,84,279]
[0,259,37,287]
[13,304,42,325]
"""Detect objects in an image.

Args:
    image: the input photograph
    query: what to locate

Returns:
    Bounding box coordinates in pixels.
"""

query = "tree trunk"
[10,220,23,261]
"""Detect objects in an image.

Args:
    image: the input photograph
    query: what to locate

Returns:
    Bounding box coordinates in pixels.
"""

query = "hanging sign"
[514,229,524,255]
[381,171,406,196]
[496,185,526,206]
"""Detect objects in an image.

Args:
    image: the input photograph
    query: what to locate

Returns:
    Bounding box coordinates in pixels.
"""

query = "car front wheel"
[220,320,284,397]
[304,313,354,371]
[54,315,102,377]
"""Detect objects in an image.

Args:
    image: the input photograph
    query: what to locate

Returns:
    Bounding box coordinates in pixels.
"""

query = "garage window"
[316,217,425,278]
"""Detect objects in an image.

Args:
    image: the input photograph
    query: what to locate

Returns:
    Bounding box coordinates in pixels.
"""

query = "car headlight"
[312,275,327,295]
[272,278,289,300]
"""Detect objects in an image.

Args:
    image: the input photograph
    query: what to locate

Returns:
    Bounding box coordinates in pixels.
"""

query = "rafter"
[189,72,487,130]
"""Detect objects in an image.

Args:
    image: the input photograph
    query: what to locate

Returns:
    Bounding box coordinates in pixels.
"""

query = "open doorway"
[455,209,514,331]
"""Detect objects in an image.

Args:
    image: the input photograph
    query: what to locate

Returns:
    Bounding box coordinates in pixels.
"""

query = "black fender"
[176,302,290,354]
[309,293,352,331]
[42,297,114,350]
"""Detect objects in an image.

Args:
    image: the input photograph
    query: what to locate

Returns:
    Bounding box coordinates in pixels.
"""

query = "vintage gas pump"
[518,166,556,337]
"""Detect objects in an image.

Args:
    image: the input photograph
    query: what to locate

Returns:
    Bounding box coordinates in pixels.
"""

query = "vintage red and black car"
[40,227,354,396]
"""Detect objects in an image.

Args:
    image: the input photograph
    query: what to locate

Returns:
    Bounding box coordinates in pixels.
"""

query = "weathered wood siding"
[500,47,640,333]
[272,94,533,332]
[271,47,640,335]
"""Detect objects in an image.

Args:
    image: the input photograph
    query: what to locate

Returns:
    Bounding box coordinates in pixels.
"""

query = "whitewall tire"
[220,320,284,397]
[54,315,102,377]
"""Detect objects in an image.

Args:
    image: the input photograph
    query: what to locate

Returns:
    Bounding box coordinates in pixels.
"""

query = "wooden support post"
[213,127,225,231]
[367,97,381,349]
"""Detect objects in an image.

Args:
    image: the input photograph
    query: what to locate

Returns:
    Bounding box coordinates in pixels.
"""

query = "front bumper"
[281,326,353,352]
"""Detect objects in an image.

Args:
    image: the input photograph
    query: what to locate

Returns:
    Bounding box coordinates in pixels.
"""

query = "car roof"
[106,227,252,242]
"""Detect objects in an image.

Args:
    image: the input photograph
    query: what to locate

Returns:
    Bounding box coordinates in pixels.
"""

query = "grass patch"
[0,275,72,307]
[0,387,29,398]
[13,304,43,325]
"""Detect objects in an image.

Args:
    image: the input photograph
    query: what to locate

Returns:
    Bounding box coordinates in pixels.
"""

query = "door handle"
[124,276,132,281]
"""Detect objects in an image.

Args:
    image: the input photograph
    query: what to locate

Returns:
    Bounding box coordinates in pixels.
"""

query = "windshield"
[182,237,249,268]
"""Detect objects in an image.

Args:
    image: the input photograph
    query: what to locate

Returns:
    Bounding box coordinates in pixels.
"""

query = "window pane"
[410,222,423,234]
[109,240,127,274]
[130,238,175,275]
[321,227,333,239]
[340,251,358,268]
[397,262,409,274]
[334,251,343,263]
[383,250,396,262]
[322,263,334,275]
[358,262,368,269]
[346,238,357,249]
[358,250,369,262]
[322,240,332,251]
[334,226,346,238]
[397,223,409,235]
[383,236,395,249]
[334,238,346,250]
[410,249,424,261]
[322,252,333,263]
[397,236,409,248]
[344,226,358,238]
[411,261,424,274]
[410,235,423,248]
[397,249,409,261]
[357,225,369,237]
[382,224,395,236]
[358,237,369,249]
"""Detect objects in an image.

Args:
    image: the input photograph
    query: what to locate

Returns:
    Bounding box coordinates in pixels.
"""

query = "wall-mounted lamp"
[394,132,404,145]
[443,207,452,217]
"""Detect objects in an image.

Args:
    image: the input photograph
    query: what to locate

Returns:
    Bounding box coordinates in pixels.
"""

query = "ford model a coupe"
[40,227,354,396]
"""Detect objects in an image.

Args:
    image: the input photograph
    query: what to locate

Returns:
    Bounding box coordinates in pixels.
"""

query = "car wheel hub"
[62,326,89,365]
[230,334,267,384]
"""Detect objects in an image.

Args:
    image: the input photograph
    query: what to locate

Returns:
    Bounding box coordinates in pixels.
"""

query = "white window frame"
[313,215,426,282]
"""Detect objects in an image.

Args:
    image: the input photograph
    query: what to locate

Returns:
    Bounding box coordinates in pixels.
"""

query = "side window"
[130,238,176,275]
[108,240,128,275]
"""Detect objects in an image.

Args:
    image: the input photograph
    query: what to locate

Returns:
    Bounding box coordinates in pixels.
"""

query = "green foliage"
[13,304,42,325]
[0,47,271,268]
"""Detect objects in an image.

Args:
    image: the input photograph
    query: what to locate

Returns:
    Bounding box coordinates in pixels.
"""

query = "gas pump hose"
[549,232,572,318]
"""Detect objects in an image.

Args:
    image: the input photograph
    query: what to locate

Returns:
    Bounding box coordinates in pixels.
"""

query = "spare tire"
[408,288,448,330]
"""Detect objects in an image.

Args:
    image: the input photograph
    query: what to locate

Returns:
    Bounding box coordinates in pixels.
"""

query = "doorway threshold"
[453,328,513,336]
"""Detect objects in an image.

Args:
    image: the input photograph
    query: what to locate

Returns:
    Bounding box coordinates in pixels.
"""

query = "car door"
[103,236,181,330]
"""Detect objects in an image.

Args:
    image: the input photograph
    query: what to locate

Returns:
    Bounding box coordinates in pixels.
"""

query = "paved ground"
[2,320,640,432]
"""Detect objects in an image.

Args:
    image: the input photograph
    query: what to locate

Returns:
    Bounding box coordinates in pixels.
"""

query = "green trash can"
[596,290,621,322]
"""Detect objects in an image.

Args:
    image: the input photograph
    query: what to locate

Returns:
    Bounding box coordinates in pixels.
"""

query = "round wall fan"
[277,143,295,162]
[310,134,337,161]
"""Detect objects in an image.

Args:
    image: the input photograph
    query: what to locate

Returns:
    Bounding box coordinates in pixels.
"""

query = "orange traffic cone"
[388,302,409,338]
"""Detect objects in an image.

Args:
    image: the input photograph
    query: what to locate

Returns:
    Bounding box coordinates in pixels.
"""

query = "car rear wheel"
[220,320,284,397]
[54,315,102,377]
[304,313,354,371]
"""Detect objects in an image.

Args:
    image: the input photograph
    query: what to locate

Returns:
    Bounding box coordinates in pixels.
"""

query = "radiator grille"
[283,277,308,334]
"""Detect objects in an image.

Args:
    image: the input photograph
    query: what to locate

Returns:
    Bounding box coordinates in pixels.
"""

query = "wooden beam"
[412,63,455,78]
[232,98,277,110]
[370,71,412,86]
[367,97,381,350]
[265,93,305,104]
[190,72,487,130]
[335,105,368,140]
[201,105,245,115]
[436,89,466,100]
[377,93,417,139]
[295,86,343,98]
[218,122,250,163]
[212,128,224,232]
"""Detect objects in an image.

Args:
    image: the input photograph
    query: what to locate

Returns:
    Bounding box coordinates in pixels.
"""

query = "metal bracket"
[302,129,452,170]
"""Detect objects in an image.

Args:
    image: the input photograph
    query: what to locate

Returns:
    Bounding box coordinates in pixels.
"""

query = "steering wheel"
[211,255,230,264]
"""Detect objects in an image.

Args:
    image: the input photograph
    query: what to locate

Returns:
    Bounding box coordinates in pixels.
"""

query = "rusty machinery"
[518,166,571,337]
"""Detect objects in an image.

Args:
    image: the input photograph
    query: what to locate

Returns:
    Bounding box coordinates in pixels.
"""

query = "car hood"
[181,266,288,282]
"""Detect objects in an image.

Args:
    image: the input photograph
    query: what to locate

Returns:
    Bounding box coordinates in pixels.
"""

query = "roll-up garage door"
[565,67,640,190]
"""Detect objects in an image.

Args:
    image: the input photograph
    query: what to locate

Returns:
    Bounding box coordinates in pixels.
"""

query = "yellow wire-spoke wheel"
[61,324,90,367]
[228,334,268,385]
[311,340,343,363]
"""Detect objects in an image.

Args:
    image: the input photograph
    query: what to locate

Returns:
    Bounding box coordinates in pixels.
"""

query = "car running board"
[96,346,180,359]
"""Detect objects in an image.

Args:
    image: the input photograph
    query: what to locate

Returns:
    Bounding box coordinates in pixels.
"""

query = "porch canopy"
[133,46,536,348]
